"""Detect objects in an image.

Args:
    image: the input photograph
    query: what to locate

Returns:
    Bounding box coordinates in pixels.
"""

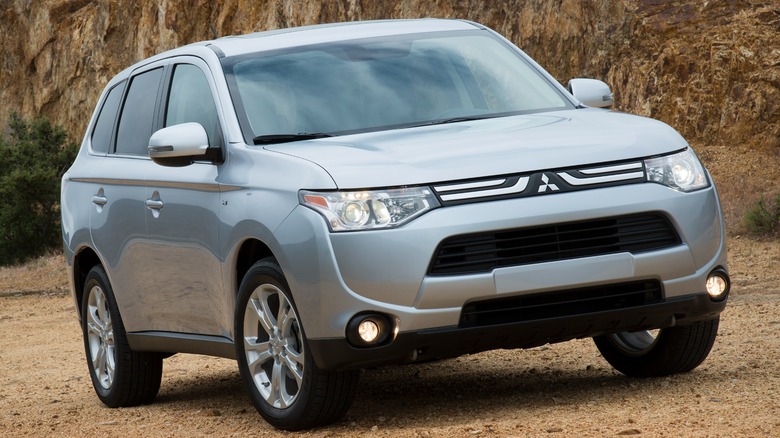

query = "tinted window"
[116,67,163,155]
[166,64,221,147]
[91,81,126,154]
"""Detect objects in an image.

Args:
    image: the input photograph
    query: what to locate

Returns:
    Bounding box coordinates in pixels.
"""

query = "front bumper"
[272,182,727,369]
[308,292,726,370]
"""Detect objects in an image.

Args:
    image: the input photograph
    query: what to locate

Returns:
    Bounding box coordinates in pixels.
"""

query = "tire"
[235,258,359,431]
[593,317,720,377]
[81,265,163,407]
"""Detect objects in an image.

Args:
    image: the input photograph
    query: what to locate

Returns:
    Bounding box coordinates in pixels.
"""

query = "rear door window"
[115,67,164,155]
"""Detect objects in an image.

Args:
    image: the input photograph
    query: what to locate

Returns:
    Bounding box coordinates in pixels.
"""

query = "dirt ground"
[1,148,779,437]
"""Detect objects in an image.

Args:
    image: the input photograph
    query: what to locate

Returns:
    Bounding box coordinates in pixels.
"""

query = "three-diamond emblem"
[537,173,560,193]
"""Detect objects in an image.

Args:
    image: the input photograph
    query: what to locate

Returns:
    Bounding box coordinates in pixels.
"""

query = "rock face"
[1,0,778,152]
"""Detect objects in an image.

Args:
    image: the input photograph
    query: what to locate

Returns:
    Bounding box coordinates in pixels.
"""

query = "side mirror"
[567,78,614,108]
[148,122,209,166]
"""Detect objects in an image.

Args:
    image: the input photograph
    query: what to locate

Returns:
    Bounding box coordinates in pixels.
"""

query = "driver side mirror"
[567,78,614,108]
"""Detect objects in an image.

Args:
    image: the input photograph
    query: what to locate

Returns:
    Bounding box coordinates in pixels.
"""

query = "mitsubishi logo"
[537,173,560,193]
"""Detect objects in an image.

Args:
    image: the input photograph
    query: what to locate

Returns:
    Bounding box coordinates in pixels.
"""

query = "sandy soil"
[1,144,779,437]
[0,238,777,437]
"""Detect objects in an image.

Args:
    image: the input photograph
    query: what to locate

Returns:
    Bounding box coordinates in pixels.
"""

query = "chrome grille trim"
[578,162,643,175]
[557,171,645,186]
[437,177,529,201]
[434,179,506,193]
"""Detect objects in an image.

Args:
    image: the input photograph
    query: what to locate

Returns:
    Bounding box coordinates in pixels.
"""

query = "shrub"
[743,193,780,237]
[0,113,78,265]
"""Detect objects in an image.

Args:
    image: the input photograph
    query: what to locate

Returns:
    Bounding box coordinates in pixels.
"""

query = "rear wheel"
[235,258,359,431]
[82,265,163,406]
[593,318,719,377]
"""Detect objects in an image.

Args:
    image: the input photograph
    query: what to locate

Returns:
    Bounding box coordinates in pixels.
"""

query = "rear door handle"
[91,195,107,206]
[145,199,164,210]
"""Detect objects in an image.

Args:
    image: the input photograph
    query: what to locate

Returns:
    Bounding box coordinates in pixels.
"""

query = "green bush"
[743,193,780,237]
[0,113,78,265]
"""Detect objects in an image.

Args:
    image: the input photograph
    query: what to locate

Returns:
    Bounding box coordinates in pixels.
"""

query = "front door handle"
[91,195,107,206]
[145,199,164,210]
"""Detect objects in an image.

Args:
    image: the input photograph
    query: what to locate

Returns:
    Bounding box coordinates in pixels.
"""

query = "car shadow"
[147,349,716,432]
[154,358,246,407]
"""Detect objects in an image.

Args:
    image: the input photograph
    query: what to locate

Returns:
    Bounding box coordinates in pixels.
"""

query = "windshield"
[223,30,573,143]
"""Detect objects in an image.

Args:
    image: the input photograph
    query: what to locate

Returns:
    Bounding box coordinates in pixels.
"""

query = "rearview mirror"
[567,78,614,108]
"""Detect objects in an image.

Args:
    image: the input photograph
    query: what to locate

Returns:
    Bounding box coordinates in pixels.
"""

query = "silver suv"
[62,19,729,430]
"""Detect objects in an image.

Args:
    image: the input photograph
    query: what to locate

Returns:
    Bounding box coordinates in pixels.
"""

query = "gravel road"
[1,239,778,437]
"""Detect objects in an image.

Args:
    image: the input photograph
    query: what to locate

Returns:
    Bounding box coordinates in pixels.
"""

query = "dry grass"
[716,176,769,235]
[0,251,69,296]
[696,143,780,237]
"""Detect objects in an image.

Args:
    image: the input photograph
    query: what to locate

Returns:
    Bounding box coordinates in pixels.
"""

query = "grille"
[431,160,646,206]
[429,213,680,276]
[459,280,663,328]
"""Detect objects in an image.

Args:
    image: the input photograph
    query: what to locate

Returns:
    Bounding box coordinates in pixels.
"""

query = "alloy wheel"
[607,329,661,356]
[242,283,305,409]
[86,285,115,389]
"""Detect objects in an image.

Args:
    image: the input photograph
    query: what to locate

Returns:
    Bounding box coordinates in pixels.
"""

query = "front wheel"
[235,258,359,431]
[593,317,719,377]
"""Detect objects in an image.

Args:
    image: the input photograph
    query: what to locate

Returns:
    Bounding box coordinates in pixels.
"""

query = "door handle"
[91,195,107,206]
[145,199,164,210]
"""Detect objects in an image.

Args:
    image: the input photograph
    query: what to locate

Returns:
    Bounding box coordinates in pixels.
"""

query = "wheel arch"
[73,246,102,319]
[234,238,275,295]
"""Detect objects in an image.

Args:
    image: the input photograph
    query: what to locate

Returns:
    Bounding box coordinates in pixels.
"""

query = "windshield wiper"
[405,115,496,129]
[253,133,332,145]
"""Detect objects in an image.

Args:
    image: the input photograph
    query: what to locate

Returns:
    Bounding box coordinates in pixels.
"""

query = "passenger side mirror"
[567,78,614,108]
[148,122,210,166]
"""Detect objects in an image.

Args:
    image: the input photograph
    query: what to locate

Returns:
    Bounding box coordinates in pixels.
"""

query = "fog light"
[706,269,730,301]
[346,313,394,347]
[358,320,380,343]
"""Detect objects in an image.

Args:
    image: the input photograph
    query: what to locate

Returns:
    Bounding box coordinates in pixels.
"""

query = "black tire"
[593,317,720,377]
[235,258,359,431]
[81,265,163,407]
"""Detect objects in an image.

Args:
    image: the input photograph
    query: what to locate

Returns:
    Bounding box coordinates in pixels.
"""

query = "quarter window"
[90,81,126,154]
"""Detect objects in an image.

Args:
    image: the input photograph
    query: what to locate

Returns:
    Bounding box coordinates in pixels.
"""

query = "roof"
[208,19,482,57]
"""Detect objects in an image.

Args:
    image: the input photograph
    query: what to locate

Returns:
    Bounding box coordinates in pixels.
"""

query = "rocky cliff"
[1,0,778,153]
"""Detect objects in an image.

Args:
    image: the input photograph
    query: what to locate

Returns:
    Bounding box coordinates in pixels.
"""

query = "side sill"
[127,331,236,360]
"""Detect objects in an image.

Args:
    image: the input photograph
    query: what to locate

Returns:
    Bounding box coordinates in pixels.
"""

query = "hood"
[264,109,688,189]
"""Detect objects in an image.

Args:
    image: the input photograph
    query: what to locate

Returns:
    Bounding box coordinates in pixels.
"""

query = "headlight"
[644,148,709,192]
[300,186,440,231]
